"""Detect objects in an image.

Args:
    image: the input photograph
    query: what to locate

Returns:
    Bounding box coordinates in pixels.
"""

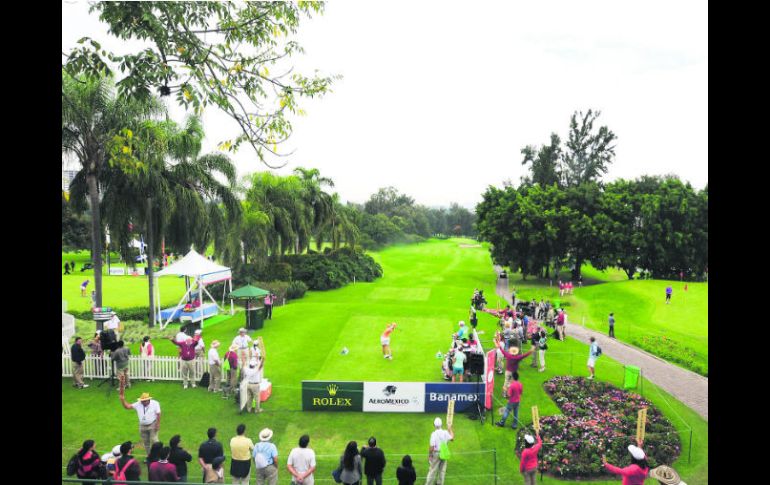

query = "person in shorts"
[381,323,396,360]
[451,349,466,382]
[587,337,600,380]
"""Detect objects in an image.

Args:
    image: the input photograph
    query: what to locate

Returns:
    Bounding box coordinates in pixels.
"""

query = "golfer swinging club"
[381,323,397,360]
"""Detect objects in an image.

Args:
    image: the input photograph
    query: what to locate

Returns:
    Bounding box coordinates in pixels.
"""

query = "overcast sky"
[62,0,708,209]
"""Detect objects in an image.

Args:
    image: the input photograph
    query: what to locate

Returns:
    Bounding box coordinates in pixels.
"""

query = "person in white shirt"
[175,330,189,344]
[106,312,122,340]
[425,417,454,485]
[232,328,253,369]
[242,358,263,413]
[207,340,222,392]
[287,434,316,485]
[194,329,205,380]
[118,391,161,453]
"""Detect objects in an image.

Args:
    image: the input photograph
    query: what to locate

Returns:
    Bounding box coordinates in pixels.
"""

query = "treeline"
[476,110,708,281]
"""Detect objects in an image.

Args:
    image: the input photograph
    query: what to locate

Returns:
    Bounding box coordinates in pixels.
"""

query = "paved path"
[492,266,708,421]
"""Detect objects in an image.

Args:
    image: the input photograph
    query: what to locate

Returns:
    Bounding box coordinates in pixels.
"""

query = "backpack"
[595,345,602,357]
[114,458,137,485]
[199,371,210,387]
[66,454,78,476]
[438,441,451,460]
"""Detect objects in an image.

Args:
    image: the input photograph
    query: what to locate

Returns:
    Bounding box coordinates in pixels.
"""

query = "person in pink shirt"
[264,293,274,319]
[140,336,155,382]
[148,446,179,482]
[519,432,542,485]
[602,444,649,485]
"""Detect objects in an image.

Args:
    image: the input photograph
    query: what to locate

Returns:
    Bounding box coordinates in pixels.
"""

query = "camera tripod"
[97,357,117,396]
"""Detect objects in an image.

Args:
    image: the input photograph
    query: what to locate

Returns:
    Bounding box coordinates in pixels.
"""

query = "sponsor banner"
[363,382,425,412]
[424,383,483,413]
[485,350,496,410]
[109,267,126,275]
[302,381,363,412]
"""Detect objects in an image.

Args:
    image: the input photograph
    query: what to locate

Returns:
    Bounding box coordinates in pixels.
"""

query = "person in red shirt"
[602,444,649,485]
[519,432,542,485]
[496,338,533,397]
[148,447,179,482]
[495,372,522,429]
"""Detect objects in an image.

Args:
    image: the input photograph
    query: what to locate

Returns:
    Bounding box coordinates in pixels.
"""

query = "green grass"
[500,265,708,376]
[62,239,707,484]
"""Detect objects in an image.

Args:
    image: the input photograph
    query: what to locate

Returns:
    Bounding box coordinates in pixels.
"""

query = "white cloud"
[62,0,708,208]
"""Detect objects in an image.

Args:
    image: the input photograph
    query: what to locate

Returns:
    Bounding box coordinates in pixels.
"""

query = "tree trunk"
[624,267,635,280]
[147,197,156,327]
[86,172,103,308]
[572,256,583,280]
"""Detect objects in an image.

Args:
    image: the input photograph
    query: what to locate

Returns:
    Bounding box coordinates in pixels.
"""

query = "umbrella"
[229,285,270,299]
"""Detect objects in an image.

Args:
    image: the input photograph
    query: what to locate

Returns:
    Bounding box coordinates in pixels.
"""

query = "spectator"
[587,337,601,380]
[425,417,453,485]
[230,423,255,485]
[608,313,615,339]
[71,336,88,389]
[455,321,469,341]
[254,428,279,485]
[545,306,555,328]
[649,465,688,485]
[529,326,539,369]
[243,358,264,413]
[118,391,161,453]
[396,455,416,485]
[496,339,533,398]
[204,455,226,483]
[146,441,163,475]
[602,445,649,485]
[232,328,253,369]
[198,428,224,483]
[360,437,386,485]
[100,445,121,476]
[169,435,193,483]
[555,309,566,341]
[111,340,131,388]
[469,305,478,329]
[451,348,466,383]
[537,329,548,372]
[287,434,316,485]
[115,442,142,482]
[519,432,542,485]
[169,334,201,389]
[140,336,155,382]
[88,332,104,376]
[64,261,71,274]
[264,292,274,319]
[208,340,223,392]
[81,279,89,297]
[223,344,240,398]
[339,441,363,485]
[106,311,123,341]
[75,439,102,482]
[195,329,206,379]
[665,286,673,304]
[495,371,523,429]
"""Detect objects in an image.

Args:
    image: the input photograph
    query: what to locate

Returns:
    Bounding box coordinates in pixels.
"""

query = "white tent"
[154,250,233,329]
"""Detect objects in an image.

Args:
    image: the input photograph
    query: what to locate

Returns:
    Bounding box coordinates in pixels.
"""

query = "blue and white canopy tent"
[154,250,233,329]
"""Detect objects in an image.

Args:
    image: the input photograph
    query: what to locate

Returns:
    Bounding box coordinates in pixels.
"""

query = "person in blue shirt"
[587,337,601,380]
[253,428,279,485]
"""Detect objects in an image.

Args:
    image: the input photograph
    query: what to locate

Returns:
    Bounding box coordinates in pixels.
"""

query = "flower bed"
[515,376,681,479]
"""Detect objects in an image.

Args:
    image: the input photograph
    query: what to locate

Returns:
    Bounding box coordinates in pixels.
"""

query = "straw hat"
[229,344,238,352]
[238,328,247,333]
[259,428,273,442]
[649,466,681,484]
[137,392,152,402]
[211,340,220,348]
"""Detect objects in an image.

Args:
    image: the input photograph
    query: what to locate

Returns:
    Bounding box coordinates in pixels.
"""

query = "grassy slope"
[62,239,707,484]
[502,265,708,375]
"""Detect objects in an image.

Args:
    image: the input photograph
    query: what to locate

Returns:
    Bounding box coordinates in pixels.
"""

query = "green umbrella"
[229,284,270,299]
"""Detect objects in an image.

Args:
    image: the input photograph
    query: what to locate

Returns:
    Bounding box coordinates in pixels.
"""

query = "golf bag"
[198,371,210,388]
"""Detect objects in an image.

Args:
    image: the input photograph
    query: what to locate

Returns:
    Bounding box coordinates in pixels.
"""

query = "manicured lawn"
[62,272,189,313]
[62,239,707,483]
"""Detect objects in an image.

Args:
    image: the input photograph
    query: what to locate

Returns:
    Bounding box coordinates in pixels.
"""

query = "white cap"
[458,321,465,326]
[628,445,645,460]
[524,434,535,444]
[194,329,202,335]
[112,445,122,456]
[249,359,257,367]
[434,417,442,427]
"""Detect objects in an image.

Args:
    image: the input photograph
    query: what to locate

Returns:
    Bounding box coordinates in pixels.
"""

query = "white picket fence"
[62,355,211,382]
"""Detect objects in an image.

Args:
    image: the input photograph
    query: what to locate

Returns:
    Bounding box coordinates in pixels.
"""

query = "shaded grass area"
[62,239,707,484]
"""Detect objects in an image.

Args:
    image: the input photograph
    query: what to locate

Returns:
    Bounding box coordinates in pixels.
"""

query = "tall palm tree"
[316,194,360,250]
[62,71,163,307]
[294,167,334,252]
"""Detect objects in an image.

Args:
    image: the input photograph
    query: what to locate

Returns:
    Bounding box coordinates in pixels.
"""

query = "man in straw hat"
[242,358,264,413]
[208,340,222,392]
[601,444,649,485]
[649,465,687,485]
[253,428,279,485]
[118,388,161,453]
[495,336,533,397]
[232,328,253,370]
[425,417,454,485]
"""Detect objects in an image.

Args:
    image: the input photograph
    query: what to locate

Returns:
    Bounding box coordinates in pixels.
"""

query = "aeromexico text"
[301,381,485,413]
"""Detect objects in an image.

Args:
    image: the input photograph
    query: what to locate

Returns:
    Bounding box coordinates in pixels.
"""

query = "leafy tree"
[521,133,562,187]
[64,1,336,165]
[364,187,415,216]
[62,71,163,307]
[561,110,617,187]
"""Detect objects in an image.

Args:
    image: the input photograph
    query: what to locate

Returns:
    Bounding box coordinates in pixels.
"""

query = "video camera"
[100,329,118,352]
